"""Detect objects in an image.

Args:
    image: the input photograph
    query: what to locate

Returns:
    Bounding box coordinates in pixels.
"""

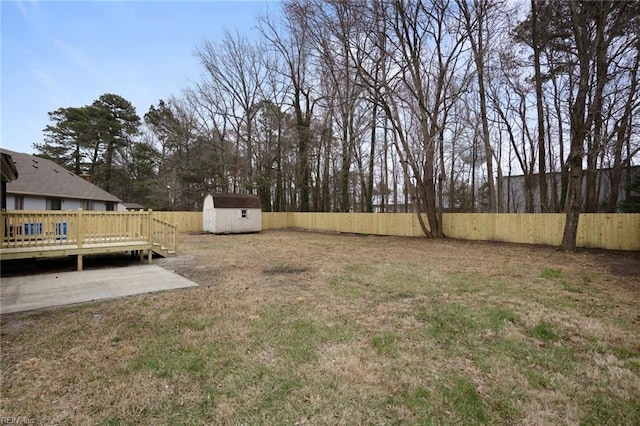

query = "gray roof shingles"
[1,148,121,202]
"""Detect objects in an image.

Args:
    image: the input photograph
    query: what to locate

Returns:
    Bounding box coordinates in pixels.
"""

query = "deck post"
[1,210,5,247]
[174,222,178,255]
[77,209,84,271]
[148,209,153,264]
[147,209,153,243]
[138,209,144,261]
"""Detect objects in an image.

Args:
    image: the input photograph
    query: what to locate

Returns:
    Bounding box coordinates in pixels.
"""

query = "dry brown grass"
[1,230,639,424]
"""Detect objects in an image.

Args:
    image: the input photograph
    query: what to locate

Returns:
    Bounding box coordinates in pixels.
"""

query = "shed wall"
[213,208,261,233]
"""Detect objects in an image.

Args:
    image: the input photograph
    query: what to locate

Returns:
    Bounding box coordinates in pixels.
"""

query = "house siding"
[6,195,108,211]
[61,199,108,211]
[7,195,45,210]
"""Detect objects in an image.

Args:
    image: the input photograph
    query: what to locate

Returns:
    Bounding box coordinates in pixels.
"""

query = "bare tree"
[606,36,640,211]
[351,0,470,237]
[562,1,636,250]
[530,0,549,212]
[258,2,318,211]
[458,0,498,212]
[195,31,269,194]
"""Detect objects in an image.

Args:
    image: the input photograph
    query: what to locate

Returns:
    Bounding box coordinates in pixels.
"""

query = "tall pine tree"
[35,93,140,193]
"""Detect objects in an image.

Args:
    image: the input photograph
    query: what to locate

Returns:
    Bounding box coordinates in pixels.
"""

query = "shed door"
[203,195,214,232]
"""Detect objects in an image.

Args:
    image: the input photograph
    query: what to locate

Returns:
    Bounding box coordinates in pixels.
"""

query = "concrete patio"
[0,264,198,314]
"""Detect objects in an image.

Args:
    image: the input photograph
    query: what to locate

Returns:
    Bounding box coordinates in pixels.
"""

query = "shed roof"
[1,148,121,202]
[211,193,261,209]
[121,202,145,210]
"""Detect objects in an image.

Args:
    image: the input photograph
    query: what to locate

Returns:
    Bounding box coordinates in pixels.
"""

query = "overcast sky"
[1,0,276,154]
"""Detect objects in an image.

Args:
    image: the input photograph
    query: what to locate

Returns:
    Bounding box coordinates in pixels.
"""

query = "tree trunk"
[461,0,496,212]
[423,155,441,237]
[366,102,378,213]
[105,141,114,193]
[561,149,583,251]
[531,0,548,212]
[606,39,639,211]
[561,3,591,251]
[562,1,614,248]
[322,126,331,212]
[294,88,311,212]
[476,52,497,212]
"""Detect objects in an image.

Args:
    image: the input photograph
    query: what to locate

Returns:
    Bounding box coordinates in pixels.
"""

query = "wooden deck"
[1,210,177,270]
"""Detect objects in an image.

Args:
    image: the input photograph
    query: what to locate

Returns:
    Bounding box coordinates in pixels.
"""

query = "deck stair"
[152,242,176,258]
[150,216,177,258]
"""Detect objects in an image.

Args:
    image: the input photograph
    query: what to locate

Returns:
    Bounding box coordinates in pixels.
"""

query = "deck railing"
[1,209,176,253]
[2,210,77,249]
[150,216,178,253]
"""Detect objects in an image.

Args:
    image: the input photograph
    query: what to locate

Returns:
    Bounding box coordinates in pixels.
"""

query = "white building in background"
[203,193,261,234]
[501,166,640,213]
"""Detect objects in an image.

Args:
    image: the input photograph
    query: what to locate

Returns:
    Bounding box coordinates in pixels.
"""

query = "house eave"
[1,153,18,182]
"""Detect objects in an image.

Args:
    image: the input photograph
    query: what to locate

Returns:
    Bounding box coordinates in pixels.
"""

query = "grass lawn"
[1,230,639,424]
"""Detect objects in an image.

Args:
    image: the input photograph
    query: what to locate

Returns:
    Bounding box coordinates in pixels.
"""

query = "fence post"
[76,208,83,271]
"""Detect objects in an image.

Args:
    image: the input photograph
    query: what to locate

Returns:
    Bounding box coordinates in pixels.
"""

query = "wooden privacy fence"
[261,212,640,251]
[152,211,202,233]
[117,211,638,251]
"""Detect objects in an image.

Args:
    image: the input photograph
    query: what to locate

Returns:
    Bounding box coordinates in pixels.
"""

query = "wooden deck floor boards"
[1,240,150,255]
[0,240,153,270]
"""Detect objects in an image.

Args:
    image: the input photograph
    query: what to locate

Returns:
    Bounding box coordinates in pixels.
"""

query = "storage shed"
[203,193,261,234]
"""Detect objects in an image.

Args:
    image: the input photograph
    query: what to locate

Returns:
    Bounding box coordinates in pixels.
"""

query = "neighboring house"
[203,193,261,234]
[371,194,415,213]
[118,202,145,211]
[501,165,640,213]
[1,148,120,211]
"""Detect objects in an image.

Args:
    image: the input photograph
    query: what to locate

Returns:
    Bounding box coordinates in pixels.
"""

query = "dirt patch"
[154,254,198,271]
[263,266,311,275]
[590,251,640,277]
